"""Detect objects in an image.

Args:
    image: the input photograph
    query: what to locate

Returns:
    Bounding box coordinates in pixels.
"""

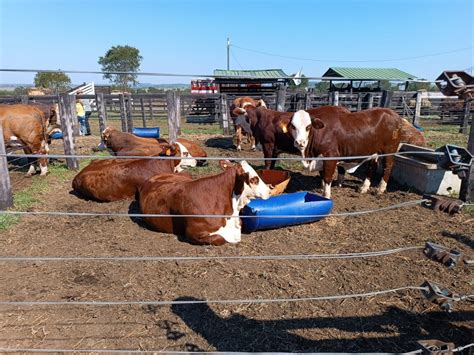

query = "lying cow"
[157,137,208,167]
[0,104,49,176]
[72,143,182,202]
[233,104,349,170]
[289,108,403,198]
[139,160,271,245]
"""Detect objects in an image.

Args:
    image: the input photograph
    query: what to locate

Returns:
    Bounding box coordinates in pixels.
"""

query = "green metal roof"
[214,69,288,79]
[322,67,417,81]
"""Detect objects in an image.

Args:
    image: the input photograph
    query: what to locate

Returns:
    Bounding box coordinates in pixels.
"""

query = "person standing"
[81,94,92,136]
[76,94,86,136]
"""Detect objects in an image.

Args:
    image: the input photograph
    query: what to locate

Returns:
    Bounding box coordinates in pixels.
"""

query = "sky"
[0,0,472,85]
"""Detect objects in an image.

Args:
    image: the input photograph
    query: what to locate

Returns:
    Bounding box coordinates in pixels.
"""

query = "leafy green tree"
[288,74,309,90]
[313,81,330,93]
[34,71,71,93]
[98,45,143,92]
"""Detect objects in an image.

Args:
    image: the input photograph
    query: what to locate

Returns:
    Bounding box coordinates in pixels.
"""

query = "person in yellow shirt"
[76,92,86,136]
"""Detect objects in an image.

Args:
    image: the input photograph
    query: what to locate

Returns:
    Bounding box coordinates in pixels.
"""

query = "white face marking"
[209,194,241,243]
[239,161,271,207]
[290,110,312,151]
[359,178,371,194]
[10,135,18,141]
[175,142,197,168]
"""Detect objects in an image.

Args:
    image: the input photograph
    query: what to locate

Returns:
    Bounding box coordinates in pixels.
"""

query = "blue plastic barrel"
[50,131,63,139]
[240,191,333,233]
[132,127,160,138]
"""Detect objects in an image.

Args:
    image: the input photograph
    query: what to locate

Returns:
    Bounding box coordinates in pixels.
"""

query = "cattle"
[289,108,403,198]
[103,127,208,169]
[72,143,182,202]
[230,97,266,151]
[138,160,271,245]
[233,104,349,170]
[157,137,208,167]
[0,104,49,176]
[400,118,426,146]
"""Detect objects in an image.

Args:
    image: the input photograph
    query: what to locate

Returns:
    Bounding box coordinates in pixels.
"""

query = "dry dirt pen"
[1,122,473,353]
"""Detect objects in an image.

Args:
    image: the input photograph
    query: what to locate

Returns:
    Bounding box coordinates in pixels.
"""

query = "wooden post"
[380,90,393,108]
[368,93,374,109]
[220,94,230,135]
[304,93,312,109]
[0,124,13,210]
[95,93,107,137]
[140,97,147,128]
[20,95,28,104]
[59,94,79,170]
[166,91,181,143]
[459,98,471,134]
[125,94,133,133]
[413,91,422,126]
[119,94,127,132]
[459,98,473,201]
[357,93,363,111]
[70,94,79,136]
[331,91,339,106]
[276,85,287,112]
[148,97,153,122]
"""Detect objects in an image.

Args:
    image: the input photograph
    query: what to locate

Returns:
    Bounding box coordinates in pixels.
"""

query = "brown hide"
[0,104,49,174]
[102,127,167,156]
[139,165,248,245]
[230,96,259,150]
[400,119,426,146]
[72,157,180,202]
[157,137,208,166]
[246,105,349,169]
[306,108,403,186]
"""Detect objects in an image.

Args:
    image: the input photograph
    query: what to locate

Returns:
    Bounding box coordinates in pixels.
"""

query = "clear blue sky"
[0,0,472,85]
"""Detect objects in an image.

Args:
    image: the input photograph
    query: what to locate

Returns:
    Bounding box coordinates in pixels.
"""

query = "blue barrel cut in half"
[240,191,333,233]
[132,127,160,138]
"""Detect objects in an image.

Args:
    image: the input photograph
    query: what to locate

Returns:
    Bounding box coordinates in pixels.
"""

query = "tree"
[34,71,71,93]
[288,74,309,90]
[313,81,330,93]
[98,45,143,92]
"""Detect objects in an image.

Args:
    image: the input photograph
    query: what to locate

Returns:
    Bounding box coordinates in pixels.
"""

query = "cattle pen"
[0,69,473,353]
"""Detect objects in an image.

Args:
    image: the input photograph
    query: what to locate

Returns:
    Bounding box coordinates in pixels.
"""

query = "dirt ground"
[1,132,473,353]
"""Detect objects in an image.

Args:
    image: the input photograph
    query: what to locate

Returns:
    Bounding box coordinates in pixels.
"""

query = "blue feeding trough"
[132,127,160,138]
[240,191,333,233]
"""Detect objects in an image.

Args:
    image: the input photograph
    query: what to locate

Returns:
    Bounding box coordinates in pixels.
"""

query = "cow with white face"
[288,107,403,199]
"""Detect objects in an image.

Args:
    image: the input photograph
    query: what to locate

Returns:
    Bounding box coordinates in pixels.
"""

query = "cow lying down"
[139,160,271,245]
[72,144,182,202]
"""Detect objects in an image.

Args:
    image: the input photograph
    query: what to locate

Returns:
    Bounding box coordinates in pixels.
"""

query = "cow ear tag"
[280,122,288,133]
[166,148,171,156]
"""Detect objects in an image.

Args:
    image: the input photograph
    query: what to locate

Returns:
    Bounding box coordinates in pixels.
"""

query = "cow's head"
[159,142,182,172]
[220,160,271,208]
[289,110,324,151]
[101,127,116,143]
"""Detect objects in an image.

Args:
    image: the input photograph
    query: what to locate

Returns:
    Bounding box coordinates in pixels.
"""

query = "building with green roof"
[321,67,418,92]
[213,69,291,95]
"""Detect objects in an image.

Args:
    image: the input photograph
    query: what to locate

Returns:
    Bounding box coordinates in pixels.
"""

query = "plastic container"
[240,191,333,232]
[132,127,160,138]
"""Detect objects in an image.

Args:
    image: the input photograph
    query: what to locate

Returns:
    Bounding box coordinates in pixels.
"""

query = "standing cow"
[0,104,49,176]
[230,97,266,151]
[289,108,403,198]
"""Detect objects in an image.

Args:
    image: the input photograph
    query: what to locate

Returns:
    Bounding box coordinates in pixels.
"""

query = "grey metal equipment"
[435,144,473,179]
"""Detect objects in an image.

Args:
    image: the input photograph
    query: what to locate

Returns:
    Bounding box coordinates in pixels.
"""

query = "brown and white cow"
[72,144,182,202]
[289,108,403,198]
[400,118,426,146]
[157,137,208,167]
[139,160,271,245]
[0,104,49,176]
[230,97,266,151]
[233,104,349,170]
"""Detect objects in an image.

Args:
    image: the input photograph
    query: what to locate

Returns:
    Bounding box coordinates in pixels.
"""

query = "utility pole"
[227,37,230,70]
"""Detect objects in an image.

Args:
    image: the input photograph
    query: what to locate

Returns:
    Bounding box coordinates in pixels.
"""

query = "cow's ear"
[311,117,325,129]
[232,107,246,116]
[219,160,234,170]
[279,118,290,133]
